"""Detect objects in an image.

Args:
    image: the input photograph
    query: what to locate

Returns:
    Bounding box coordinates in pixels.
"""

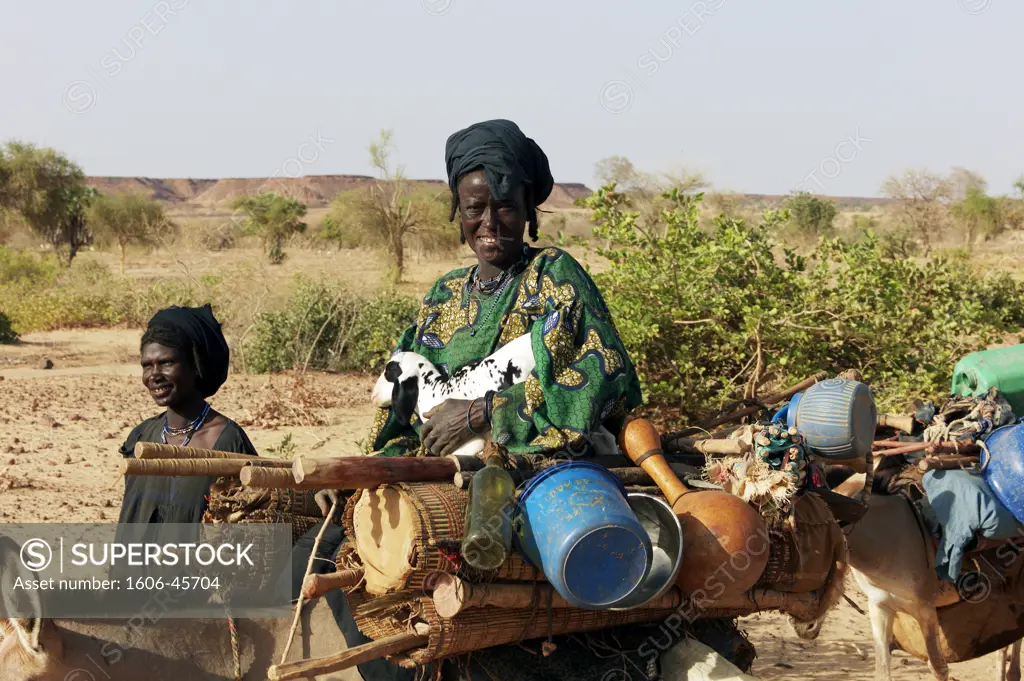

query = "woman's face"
[140,342,199,408]
[457,170,527,269]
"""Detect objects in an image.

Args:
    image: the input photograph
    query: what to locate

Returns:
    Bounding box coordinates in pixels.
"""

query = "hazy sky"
[2,0,1021,197]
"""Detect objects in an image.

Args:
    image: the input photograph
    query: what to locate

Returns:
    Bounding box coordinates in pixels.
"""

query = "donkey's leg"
[915,606,949,681]
[1007,640,1022,681]
[867,600,896,681]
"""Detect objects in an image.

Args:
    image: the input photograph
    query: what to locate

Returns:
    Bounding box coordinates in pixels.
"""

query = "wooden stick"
[121,458,290,477]
[873,440,913,448]
[698,372,828,431]
[453,470,475,490]
[134,442,261,460]
[876,441,981,458]
[292,455,458,489]
[300,569,364,600]
[279,496,340,666]
[431,573,682,618]
[268,633,429,681]
[241,467,305,488]
[918,455,980,472]
[877,414,916,433]
[672,438,749,456]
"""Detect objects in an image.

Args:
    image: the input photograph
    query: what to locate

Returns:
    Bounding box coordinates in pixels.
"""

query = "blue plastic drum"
[514,461,652,610]
[792,378,876,460]
[980,422,1024,524]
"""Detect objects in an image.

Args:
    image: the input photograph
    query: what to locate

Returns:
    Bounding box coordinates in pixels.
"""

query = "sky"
[1,0,1021,197]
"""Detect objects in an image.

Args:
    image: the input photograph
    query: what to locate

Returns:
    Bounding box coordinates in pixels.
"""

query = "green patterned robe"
[369,247,643,457]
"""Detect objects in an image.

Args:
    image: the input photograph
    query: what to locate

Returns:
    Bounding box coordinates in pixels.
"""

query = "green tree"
[88,191,173,274]
[782,191,837,237]
[1014,175,1024,199]
[323,130,455,281]
[951,185,1002,246]
[880,169,953,256]
[232,192,307,264]
[1,141,96,265]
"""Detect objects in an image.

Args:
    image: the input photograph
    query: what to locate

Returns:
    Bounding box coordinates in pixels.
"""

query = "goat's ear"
[392,376,419,427]
[384,360,402,383]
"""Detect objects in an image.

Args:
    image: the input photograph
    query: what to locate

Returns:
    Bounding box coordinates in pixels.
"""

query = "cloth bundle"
[922,468,1022,582]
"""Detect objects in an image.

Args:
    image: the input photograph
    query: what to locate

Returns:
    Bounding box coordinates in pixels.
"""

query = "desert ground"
[0,323,1009,681]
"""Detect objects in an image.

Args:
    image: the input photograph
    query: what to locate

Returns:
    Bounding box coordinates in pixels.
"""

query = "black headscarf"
[141,304,230,398]
[445,119,554,207]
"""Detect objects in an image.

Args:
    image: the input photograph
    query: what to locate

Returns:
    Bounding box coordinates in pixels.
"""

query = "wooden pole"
[300,569,364,600]
[455,467,667,490]
[121,458,290,477]
[292,455,458,489]
[431,573,682,618]
[268,633,429,681]
[134,442,261,460]
[876,441,981,458]
[672,438,749,456]
[695,372,828,432]
[241,467,304,488]
[877,413,916,433]
[918,455,980,472]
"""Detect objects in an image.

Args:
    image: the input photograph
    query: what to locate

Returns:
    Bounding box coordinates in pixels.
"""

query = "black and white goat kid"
[371,333,536,458]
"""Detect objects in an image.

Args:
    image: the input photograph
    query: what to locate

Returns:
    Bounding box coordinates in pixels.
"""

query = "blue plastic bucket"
[514,461,652,609]
[980,422,1024,524]
[793,378,876,460]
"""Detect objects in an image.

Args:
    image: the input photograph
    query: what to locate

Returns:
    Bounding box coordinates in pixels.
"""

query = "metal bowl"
[608,493,684,610]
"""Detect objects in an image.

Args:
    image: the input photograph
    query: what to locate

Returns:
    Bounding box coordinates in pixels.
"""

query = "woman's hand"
[420,398,489,457]
[314,490,344,523]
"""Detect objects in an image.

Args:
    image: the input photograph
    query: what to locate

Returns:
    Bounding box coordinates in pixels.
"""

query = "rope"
[228,613,242,681]
[279,497,340,666]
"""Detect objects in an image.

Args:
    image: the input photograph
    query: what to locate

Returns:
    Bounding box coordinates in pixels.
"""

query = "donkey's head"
[0,535,64,680]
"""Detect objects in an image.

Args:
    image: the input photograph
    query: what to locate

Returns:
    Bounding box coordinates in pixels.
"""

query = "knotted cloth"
[445,119,554,205]
[143,303,230,397]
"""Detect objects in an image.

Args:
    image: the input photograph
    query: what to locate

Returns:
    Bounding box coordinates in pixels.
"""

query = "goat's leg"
[1008,640,1022,681]
[868,601,896,681]
[915,607,949,681]
[1000,647,1009,681]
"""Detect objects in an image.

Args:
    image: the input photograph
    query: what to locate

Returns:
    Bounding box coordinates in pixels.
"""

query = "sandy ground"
[0,329,1010,680]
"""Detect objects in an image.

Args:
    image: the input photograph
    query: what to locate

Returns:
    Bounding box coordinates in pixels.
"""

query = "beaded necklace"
[466,246,530,337]
[161,401,211,447]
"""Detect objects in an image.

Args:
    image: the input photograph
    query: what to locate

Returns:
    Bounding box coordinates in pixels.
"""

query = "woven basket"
[347,589,678,668]
[345,483,543,595]
[204,484,322,544]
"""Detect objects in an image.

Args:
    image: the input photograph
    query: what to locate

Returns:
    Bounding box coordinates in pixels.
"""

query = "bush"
[782,191,837,238]
[0,247,223,334]
[0,311,17,344]
[242,277,417,375]
[580,186,1024,421]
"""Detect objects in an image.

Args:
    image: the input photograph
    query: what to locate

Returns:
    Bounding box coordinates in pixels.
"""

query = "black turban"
[141,304,230,398]
[445,119,554,207]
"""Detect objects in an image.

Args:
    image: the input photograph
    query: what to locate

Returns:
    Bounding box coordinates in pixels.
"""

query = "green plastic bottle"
[461,455,515,571]
[950,344,1024,416]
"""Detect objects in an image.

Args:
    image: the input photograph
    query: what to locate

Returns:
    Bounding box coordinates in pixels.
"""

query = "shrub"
[242,277,417,375]
[0,312,17,344]
[782,191,837,238]
[0,248,223,334]
[579,186,1024,421]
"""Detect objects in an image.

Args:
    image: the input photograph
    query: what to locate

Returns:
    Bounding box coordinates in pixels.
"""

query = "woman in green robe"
[369,119,642,460]
[299,120,648,681]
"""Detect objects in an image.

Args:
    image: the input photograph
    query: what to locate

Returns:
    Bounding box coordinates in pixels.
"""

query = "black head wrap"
[140,304,230,398]
[445,120,554,230]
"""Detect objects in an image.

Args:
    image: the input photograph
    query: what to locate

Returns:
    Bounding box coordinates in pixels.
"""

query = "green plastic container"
[950,344,1024,416]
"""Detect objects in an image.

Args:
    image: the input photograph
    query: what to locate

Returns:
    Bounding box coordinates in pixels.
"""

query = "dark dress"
[117,414,258,525]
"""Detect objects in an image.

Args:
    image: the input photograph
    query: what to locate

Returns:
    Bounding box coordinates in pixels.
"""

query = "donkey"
[792,473,1022,681]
